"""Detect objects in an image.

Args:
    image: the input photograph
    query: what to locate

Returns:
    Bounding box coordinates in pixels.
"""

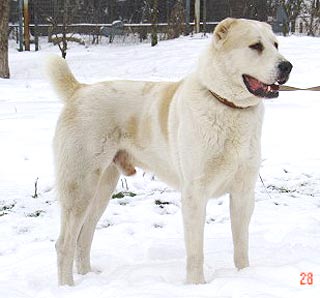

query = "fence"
[8,0,320,52]
[9,0,227,51]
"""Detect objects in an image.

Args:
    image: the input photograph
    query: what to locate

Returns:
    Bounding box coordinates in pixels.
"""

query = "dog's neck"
[197,48,261,109]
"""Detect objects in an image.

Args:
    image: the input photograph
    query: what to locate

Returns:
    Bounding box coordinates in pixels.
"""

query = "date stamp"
[300,272,313,285]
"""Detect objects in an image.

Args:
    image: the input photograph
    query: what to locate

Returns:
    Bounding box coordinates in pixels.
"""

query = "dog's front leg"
[229,190,255,270]
[181,186,207,284]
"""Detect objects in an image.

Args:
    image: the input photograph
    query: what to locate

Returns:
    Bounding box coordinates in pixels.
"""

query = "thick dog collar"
[208,89,250,110]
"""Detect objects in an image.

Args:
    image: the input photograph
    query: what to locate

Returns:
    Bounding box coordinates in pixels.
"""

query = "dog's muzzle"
[242,60,293,99]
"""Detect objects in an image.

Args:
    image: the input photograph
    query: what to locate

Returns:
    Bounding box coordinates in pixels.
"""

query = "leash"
[280,85,320,91]
[260,84,319,200]
[259,174,273,200]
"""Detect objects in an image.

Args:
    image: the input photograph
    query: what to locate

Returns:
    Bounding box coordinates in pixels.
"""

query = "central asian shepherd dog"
[47,18,293,286]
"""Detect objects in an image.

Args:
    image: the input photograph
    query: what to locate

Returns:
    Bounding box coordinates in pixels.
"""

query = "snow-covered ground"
[1,34,320,298]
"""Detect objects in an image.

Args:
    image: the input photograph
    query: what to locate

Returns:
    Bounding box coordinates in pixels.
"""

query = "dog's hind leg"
[55,152,115,286]
[76,164,120,275]
[56,181,96,286]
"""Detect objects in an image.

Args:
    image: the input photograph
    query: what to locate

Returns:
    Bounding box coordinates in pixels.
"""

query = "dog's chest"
[199,108,263,192]
[201,107,262,154]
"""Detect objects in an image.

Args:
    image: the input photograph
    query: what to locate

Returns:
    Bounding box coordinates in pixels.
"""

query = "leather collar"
[208,89,251,110]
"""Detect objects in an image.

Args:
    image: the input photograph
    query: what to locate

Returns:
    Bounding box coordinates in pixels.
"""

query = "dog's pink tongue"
[248,77,264,90]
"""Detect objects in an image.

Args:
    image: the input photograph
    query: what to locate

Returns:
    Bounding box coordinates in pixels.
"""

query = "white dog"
[47,18,292,286]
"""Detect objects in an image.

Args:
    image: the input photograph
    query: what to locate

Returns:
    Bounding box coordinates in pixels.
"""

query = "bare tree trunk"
[194,0,200,33]
[255,0,268,21]
[61,0,68,58]
[185,0,190,35]
[307,0,320,36]
[0,0,10,78]
[151,0,158,47]
[203,0,207,34]
[282,0,303,34]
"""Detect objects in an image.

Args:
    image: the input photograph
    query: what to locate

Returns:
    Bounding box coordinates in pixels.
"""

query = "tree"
[256,0,268,21]
[303,0,320,36]
[0,0,10,78]
[195,0,200,33]
[229,0,268,20]
[167,0,185,39]
[228,0,247,18]
[48,0,76,58]
[245,0,268,21]
[151,0,158,46]
[281,0,303,33]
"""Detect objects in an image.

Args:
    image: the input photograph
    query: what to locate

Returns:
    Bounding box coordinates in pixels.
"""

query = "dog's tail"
[46,55,81,102]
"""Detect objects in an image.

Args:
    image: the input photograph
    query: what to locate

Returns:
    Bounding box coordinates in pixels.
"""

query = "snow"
[1,34,320,298]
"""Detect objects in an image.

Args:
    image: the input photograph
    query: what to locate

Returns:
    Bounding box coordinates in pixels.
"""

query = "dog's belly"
[129,148,181,189]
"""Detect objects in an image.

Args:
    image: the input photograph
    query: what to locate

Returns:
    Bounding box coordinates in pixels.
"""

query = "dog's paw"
[235,260,249,270]
[186,273,205,285]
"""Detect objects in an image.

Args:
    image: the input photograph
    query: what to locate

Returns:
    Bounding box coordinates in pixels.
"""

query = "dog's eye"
[274,42,279,49]
[249,42,264,52]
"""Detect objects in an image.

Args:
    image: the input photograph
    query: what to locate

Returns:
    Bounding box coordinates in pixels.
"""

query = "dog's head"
[209,18,292,99]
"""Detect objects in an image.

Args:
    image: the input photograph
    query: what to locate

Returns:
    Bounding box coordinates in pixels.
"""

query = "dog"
[47,18,292,286]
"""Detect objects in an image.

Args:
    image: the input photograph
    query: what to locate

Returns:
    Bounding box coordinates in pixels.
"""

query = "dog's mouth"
[242,75,285,99]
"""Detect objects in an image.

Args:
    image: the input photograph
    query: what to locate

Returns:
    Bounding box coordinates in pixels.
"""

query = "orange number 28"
[300,272,313,285]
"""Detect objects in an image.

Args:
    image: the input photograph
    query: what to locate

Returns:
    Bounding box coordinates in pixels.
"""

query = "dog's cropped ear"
[213,18,237,46]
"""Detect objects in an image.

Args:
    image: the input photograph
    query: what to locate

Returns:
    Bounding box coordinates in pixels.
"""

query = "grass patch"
[26,210,45,217]
[0,202,16,216]
[112,191,136,199]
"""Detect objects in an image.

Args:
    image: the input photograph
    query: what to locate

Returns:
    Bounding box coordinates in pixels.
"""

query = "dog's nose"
[278,61,293,75]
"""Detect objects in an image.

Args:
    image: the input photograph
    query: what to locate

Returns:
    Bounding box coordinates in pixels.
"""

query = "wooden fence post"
[23,0,30,51]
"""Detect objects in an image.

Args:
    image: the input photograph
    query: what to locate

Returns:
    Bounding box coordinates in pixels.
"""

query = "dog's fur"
[48,18,292,286]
